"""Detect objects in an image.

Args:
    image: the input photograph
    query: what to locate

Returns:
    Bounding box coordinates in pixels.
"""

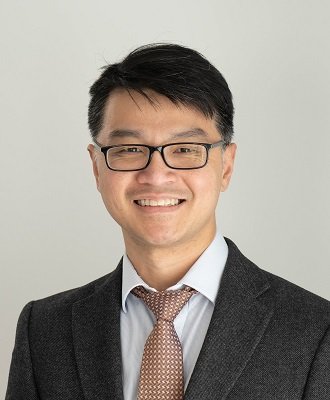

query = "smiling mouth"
[134,199,185,207]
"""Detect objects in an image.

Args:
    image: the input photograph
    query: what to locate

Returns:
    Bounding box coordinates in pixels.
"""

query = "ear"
[87,144,101,191]
[220,143,237,192]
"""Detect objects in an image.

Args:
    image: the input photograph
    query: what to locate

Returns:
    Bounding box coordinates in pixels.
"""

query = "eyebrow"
[172,128,209,139]
[106,127,210,140]
[107,129,141,139]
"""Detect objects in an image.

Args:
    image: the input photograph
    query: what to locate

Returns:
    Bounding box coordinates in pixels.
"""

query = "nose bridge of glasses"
[148,145,166,164]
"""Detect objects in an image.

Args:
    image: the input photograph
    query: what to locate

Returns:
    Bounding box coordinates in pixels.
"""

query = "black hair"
[88,43,234,144]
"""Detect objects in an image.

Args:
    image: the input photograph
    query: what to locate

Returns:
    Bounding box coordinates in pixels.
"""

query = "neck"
[123,231,216,291]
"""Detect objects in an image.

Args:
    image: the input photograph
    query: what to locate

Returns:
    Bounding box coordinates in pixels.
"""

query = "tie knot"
[132,286,196,322]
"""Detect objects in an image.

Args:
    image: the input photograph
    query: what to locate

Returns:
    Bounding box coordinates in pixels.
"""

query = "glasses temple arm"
[210,140,228,149]
[92,140,102,152]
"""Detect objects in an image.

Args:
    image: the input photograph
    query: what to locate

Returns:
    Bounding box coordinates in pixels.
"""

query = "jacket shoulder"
[29,264,122,316]
[264,268,330,319]
[225,237,330,325]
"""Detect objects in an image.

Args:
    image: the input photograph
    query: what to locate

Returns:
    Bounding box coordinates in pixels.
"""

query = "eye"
[113,146,143,154]
[174,146,194,153]
[123,146,142,153]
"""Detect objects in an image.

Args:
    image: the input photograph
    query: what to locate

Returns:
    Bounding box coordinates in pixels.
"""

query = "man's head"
[88,43,234,144]
[87,44,236,253]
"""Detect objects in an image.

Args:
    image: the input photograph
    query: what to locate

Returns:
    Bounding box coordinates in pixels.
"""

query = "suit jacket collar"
[72,238,273,400]
[72,261,124,400]
[185,238,274,399]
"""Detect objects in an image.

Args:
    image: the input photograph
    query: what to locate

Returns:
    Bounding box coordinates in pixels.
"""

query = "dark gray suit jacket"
[6,238,330,399]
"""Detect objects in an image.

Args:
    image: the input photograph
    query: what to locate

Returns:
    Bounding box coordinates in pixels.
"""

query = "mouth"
[134,199,185,207]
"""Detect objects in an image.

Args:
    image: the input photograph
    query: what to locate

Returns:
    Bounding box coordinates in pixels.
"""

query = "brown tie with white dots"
[132,285,197,400]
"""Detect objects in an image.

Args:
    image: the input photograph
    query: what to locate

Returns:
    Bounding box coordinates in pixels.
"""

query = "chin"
[131,227,185,248]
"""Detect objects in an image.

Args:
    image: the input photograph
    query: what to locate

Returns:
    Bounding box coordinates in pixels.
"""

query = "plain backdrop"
[1,0,329,394]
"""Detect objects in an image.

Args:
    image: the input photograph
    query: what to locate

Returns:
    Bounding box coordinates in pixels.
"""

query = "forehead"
[98,89,221,143]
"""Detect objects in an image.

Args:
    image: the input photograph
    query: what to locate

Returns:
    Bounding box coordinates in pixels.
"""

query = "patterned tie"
[132,285,197,400]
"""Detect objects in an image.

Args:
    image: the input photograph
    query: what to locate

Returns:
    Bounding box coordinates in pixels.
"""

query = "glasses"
[93,140,226,171]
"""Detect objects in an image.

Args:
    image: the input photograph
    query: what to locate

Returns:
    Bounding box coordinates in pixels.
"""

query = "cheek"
[98,173,126,212]
[187,167,222,201]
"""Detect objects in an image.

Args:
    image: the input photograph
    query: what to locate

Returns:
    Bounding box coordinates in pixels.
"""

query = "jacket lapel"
[72,261,124,400]
[185,239,274,400]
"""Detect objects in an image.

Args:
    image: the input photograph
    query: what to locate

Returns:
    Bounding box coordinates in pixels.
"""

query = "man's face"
[88,89,236,251]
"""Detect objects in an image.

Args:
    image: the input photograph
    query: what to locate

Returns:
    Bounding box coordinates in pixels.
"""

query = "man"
[6,44,330,399]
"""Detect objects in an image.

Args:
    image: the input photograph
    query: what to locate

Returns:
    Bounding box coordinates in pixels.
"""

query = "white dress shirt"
[120,232,228,400]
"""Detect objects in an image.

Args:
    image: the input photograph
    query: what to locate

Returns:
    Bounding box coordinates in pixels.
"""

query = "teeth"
[136,199,181,207]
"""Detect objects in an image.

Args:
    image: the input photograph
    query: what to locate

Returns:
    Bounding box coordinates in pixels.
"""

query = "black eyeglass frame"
[92,140,226,171]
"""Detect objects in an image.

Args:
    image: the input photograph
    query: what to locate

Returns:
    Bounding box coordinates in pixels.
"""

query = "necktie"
[131,285,197,400]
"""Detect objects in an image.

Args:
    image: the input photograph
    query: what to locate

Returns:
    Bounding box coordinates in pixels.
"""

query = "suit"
[6,238,330,399]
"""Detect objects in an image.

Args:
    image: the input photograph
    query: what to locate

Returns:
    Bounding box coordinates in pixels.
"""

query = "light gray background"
[1,0,329,394]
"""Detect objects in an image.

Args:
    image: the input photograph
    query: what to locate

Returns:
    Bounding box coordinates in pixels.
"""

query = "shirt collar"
[121,232,228,313]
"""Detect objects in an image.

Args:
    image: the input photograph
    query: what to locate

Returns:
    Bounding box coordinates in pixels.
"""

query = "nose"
[135,150,177,185]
